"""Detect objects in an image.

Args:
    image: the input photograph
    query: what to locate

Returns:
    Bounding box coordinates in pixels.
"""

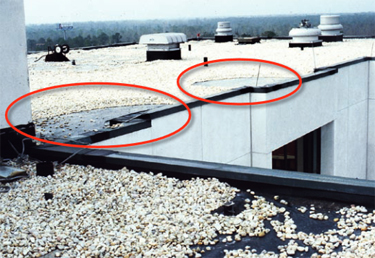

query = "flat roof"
[27,39,375,121]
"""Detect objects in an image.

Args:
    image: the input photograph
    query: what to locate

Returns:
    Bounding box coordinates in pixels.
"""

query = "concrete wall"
[95,59,374,180]
[98,94,252,166]
[0,0,32,129]
[249,75,337,169]
[321,122,334,176]
[368,61,375,180]
[321,63,370,179]
[254,62,371,179]
[249,62,373,179]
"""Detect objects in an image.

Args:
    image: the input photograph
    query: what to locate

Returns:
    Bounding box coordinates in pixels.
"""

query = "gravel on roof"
[27,39,375,121]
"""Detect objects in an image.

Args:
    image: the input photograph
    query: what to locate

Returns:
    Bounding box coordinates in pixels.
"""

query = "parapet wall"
[94,58,374,180]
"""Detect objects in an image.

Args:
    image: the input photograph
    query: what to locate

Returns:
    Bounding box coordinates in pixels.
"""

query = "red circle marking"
[5,82,191,148]
[177,58,302,105]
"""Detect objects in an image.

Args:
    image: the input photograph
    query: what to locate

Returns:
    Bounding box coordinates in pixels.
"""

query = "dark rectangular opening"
[272,128,321,174]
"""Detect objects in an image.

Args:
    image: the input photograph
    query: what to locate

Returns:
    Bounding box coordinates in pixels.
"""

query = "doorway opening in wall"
[272,128,321,174]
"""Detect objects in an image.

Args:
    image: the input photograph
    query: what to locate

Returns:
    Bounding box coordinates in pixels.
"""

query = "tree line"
[27,32,123,51]
[26,12,375,51]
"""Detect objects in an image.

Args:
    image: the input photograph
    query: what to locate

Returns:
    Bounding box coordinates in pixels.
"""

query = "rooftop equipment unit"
[139,33,187,61]
[289,19,322,50]
[45,44,70,62]
[318,15,343,42]
[215,22,233,43]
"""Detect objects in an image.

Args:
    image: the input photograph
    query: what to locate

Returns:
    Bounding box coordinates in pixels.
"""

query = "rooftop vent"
[139,33,187,61]
[318,15,343,42]
[289,19,322,50]
[215,22,233,43]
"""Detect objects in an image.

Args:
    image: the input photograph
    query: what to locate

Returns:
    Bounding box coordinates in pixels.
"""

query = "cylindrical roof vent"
[318,15,343,42]
[289,19,322,50]
[215,21,233,43]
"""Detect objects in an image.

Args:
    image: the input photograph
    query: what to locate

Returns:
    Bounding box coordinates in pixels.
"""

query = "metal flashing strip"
[314,56,374,72]
[249,68,338,93]
[28,147,375,207]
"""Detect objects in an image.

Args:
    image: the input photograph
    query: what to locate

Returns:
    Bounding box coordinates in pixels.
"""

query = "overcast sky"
[24,0,374,24]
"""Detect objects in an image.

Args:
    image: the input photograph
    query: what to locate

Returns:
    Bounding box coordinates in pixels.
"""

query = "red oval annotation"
[177,58,302,105]
[5,82,192,149]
